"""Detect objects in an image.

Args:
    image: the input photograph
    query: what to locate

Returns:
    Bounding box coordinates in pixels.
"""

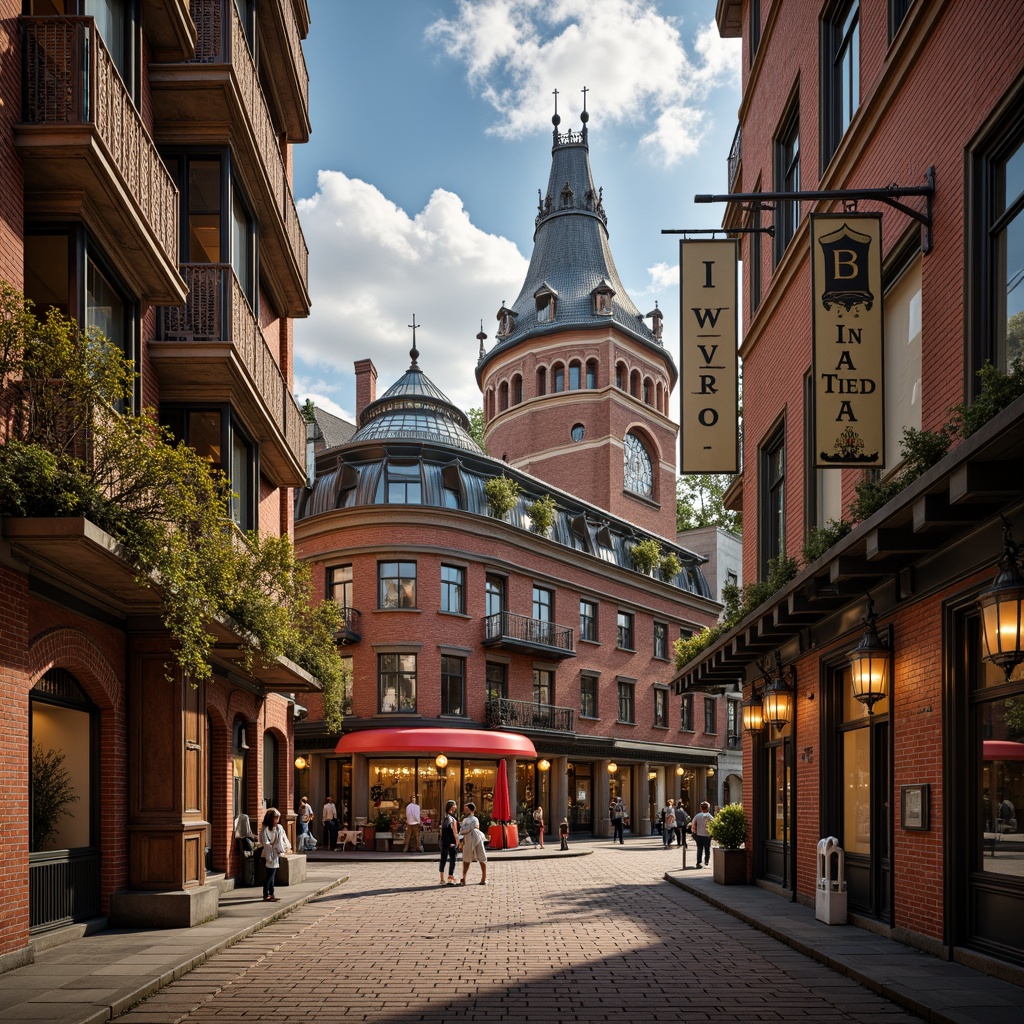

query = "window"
[643,378,652,405]
[750,0,761,62]
[681,694,694,731]
[533,586,553,623]
[486,662,507,702]
[486,574,505,618]
[580,599,598,642]
[537,366,547,396]
[727,698,740,748]
[535,286,556,322]
[969,93,1024,376]
[378,653,416,713]
[499,381,509,411]
[533,667,554,706]
[654,622,669,660]
[615,363,626,389]
[440,565,465,614]
[339,655,353,715]
[822,1,860,166]
[774,100,801,263]
[328,565,353,608]
[704,696,718,734]
[759,423,786,577]
[750,198,763,314]
[553,364,565,392]
[377,462,422,504]
[440,656,465,716]
[586,360,598,388]
[617,680,635,724]
[581,674,598,718]
[571,423,585,442]
[623,432,654,498]
[512,375,523,404]
[569,362,581,389]
[160,407,256,531]
[888,0,911,42]
[378,561,416,609]
[617,611,634,650]
[654,687,668,727]
[90,0,139,103]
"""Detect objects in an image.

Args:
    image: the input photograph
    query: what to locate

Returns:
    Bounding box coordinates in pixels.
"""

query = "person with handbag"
[438,799,459,885]
[458,801,488,885]
[260,808,291,902]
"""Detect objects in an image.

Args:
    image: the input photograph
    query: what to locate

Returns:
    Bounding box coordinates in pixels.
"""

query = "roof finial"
[581,85,589,123]
[408,315,420,367]
[476,319,487,359]
[552,87,560,129]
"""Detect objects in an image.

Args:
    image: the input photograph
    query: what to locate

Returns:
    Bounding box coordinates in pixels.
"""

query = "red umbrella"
[493,758,512,823]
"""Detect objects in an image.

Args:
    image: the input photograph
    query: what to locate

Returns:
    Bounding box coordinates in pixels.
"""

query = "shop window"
[440,564,465,614]
[774,99,801,264]
[378,561,417,609]
[617,611,634,650]
[378,653,416,713]
[681,694,693,731]
[654,622,668,660]
[581,673,598,718]
[623,432,654,499]
[440,656,465,716]
[485,662,507,702]
[704,696,718,734]
[617,680,635,724]
[821,1,860,167]
[580,599,598,642]
[759,422,786,578]
[654,687,668,727]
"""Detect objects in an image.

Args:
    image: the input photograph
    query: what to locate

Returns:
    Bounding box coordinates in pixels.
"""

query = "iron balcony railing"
[728,123,742,192]
[485,697,575,734]
[21,16,179,265]
[337,606,361,640]
[484,610,575,656]
[29,849,102,931]
[159,263,305,464]
[188,0,308,287]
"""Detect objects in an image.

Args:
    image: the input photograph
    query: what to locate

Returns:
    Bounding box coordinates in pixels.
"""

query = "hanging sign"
[679,239,739,473]
[811,214,885,468]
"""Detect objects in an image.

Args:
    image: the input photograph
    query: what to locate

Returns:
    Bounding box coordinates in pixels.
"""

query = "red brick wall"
[0,0,24,286]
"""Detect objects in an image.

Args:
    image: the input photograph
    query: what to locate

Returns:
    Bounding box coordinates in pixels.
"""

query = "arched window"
[630,370,641,398]
[537,366,547,396]
[586,360,598,388]
[643,377,653,405]
[553,363,565,393]
[569,361,581,389]
[486,387,495,420]
[656,381,664,411]
[624,432,654,498]
[512,374,523,404]
[615,362,626,389]
[263,731,279,812]
[499,381,509,411]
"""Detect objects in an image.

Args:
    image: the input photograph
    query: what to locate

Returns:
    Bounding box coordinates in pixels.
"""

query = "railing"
[485,697,575,734]
[29,848,102,931]
[337,606,361,638]
[485,610,574,655]
[188,0,308,286]
[728,123,742,192]
[159,263,305,462]
[21,16,179,264]
[274,0,309,116]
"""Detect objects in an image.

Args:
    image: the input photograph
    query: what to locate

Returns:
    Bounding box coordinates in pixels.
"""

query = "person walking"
[404,793,422,852]
[321,795,338,850]
[533,803,545,848]
[260,807,290,902]
[459,801,488,885]
[691,801,714,867]
[559,816,569,850]
[610,797,626,844]
[438,799,459,885]
[675,802,690,850]
[662,799,676,848]
[297,796,314,838]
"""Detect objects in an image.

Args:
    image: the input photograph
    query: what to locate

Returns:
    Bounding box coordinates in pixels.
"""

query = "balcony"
[258,0,310,143]
[149,0,310,317]
[16,16,185,306]
[336,607,362,643]
[485,698,575,735]
[151,263,306,485]
[482,611,575,659]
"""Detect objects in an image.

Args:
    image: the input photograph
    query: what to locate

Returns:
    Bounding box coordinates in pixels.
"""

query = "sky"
[292,0,742,424]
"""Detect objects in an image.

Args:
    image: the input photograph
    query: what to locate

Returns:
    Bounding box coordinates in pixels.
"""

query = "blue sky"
[292,0,741,421]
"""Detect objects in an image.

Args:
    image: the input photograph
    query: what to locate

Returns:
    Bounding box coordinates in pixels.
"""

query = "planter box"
[712,847,747,885]
[487,823,519,849]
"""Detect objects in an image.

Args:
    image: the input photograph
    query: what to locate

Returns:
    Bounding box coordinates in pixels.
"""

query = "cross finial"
[552,88,559,114]
[581,86,588,112]
[408,315,420,366]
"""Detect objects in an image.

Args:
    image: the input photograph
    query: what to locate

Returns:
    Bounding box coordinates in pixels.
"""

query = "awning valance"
[335,727,537,759]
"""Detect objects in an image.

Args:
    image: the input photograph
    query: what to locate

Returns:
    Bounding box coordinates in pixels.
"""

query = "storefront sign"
[811,214,884,468]
[679,239,739,473]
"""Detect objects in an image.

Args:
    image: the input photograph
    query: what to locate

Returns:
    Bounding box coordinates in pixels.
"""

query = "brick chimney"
[354,359,377,421]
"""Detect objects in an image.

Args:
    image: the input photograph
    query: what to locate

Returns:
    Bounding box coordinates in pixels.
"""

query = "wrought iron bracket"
[694,166,936,253]
[661,225,775,237]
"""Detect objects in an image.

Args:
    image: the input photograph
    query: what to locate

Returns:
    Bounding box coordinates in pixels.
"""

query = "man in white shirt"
[404,794,422,852]
[322,796,338,851]
[691,801,714,867]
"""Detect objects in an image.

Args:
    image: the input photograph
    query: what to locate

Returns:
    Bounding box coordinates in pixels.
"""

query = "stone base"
[255,852,307,886]
[109,884,220,929]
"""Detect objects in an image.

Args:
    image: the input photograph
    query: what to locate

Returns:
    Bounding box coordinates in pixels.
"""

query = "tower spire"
[408,315,420,367]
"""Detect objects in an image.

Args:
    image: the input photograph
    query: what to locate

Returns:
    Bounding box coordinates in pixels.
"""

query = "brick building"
[0,0,314,963]
[293,113,726,846]
[674,0,1024,977]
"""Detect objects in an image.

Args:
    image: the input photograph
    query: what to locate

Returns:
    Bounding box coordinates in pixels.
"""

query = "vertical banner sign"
[679,239,739,473]
[811,214,885,468]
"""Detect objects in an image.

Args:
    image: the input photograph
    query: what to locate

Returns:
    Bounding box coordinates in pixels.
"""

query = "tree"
[467,406,487,451]
[676,474,741,534]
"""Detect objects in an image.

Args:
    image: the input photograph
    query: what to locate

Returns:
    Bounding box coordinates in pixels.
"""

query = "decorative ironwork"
[728,123,742,192]
[485,697,575,734]
[484,610,575,655]
[159,263,305,463]
[29,849,101,931]
[337,606,362,640]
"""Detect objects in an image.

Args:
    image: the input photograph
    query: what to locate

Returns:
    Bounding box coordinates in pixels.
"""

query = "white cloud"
[427,0,740,167]
[645,260,679,293]
[294,170,529,416]
[295,391,352,424]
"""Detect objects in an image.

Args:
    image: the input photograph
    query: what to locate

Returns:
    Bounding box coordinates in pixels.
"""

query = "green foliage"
[0,284,345,725]
[802,518,853,564]
[951,357,1024,439]
[525,494,557,535]
[1004,697,1024,741]
[467,406,487,451]
[674,624,729,668]
[374,810,392,832]
[659,551,682,582]
[736,554,799,616]
[630,537,662,574]
[31,744,79,852]
[707,803,746,849]
[484,475,520,518]
[301,398,316,424]
[676,473,742,534]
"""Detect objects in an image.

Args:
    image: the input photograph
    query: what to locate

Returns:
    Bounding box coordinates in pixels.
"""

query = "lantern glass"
[742,697,765,733]
[607,762,618,774]
[849,649,889,707]
[435,753,448,770]
[762,679,792,728]
[979,585,1024,673]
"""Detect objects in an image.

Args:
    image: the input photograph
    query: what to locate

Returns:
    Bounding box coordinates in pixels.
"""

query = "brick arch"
[27,627,122,713]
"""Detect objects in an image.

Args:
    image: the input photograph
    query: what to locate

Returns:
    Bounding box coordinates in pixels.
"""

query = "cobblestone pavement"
[115,846,919,1024]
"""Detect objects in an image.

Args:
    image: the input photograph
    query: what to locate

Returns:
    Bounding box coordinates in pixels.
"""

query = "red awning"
[335,727,537,759]
[984,740,1024,761]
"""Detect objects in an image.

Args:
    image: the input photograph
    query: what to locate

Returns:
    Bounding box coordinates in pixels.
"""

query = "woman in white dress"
[458,801,488,885]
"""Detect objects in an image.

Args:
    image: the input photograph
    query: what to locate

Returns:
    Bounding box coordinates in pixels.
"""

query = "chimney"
[354,359,377,421]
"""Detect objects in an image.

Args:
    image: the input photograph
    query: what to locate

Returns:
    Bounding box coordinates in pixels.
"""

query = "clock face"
[624,432,653,497]
[571,423,585,442]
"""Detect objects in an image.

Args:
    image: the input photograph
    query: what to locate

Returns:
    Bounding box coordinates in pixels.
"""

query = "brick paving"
[113,846,921,1024]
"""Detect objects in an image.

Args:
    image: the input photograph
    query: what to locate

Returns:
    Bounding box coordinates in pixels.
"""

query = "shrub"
[951,358,1024,438]
[802,518,852,564]
[525,494,556,535]
[707,803,746,849]
[630,537,662,574]
[484,475,520,519]
[659,551,682,582]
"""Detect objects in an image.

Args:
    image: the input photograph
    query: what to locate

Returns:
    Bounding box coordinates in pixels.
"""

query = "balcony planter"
[484,475,520,520]
[488,823,519,850]
[525,494,556,536]
[712,847,747,884]
[708,804,748,885]
[630,537,662,575]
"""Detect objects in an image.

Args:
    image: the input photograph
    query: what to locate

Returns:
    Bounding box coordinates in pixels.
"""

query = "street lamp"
[978,517,1024,680]
[294,756,308,771]
[538,759,551,772]
[435,753,449,812]
[762,651,796,729]
[848,596,891,713]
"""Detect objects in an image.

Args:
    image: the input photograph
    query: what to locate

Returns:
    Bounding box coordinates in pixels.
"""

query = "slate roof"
[311,405,356,452]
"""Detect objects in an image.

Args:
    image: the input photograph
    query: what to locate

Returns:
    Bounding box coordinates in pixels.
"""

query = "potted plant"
[629,537,662,575]
[659,551,682,582]
[484,475,520,520]
[707,803,747,884]
[525,494,556,536]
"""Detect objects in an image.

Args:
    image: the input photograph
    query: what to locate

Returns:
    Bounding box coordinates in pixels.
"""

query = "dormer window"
[496,305,517,338]
[592,279,615,315]
[645,304,664,340]
[535,282,558,323]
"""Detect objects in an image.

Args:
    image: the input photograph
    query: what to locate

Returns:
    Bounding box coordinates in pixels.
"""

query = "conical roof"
[478,114,672,378]
[352,347,483,453]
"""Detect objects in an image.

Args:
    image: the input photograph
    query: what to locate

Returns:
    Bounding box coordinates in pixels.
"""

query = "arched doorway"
[29,668,99,930]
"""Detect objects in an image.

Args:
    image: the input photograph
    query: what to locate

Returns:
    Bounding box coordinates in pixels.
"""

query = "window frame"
[378,652,417,714]
[654,686,669,728]
[821,0,860,169]
[580,599,598,643]
[773,99,801,264]
[617,679,635,725]
[440,655,466,716]
[759,420,786,579]
[378,560,417,610]
[680,693,694,731]
[616,610,635,651]
[440,564,466,615]
[580,673,598,719]
[327,564,353,608]
[654,622,669,661]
